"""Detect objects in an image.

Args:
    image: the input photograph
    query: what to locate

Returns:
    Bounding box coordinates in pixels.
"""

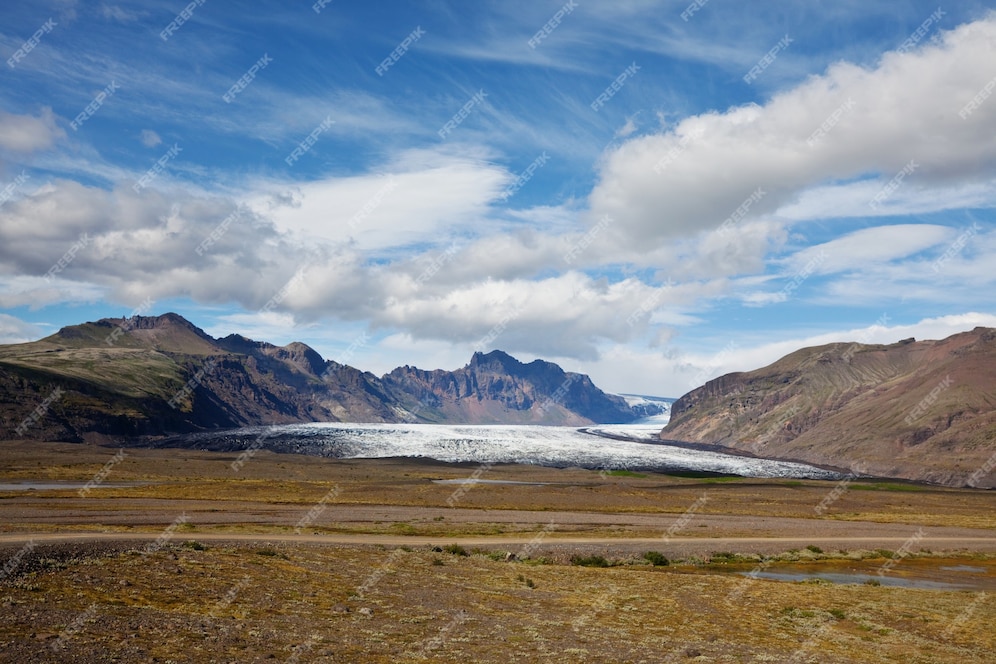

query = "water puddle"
[432,479,550,486]
[0,482,146,491]
[731,559,996,591]
[742,570,967,590]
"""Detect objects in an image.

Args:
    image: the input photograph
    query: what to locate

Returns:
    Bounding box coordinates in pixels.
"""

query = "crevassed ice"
[181,423,842,480]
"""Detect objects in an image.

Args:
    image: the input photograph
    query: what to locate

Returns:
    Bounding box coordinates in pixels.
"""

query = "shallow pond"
[730,558,996,591]
[0,481,147,491]
[432,479,551,486]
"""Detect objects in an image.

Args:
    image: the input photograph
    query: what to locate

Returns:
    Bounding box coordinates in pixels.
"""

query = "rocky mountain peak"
[469,349,522,371]
[1,313,652,438]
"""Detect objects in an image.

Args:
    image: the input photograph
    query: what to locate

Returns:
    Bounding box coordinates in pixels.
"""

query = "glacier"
[170,422,844,480]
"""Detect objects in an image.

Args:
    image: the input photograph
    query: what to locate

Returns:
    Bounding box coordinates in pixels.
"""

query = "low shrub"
[642,551,670,566]
[571,555,610,568]
[710,551,737,563]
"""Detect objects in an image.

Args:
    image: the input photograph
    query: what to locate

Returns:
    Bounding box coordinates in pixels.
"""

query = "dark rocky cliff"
[383,350,635,424]
[0,314,646,440]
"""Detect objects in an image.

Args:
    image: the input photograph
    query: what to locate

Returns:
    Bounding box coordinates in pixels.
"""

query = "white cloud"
[615,116,639,138]
[0,175,712,359]
[362,333,475,377]
[671,313,996,396]
[740,291,787,307]
[588,15,996,249]
[204,311,305,344]
[581,312,996,397]
[370,272,704,360]
[100,4,143,23]
[732,312,996,374]
[805,224,996,306]
[0,178,306,309]
[684,218,788,279]
[783,224,953,275]
[0,313,45,344]
[0,108,65,153]
[778,179,996,221]
[140,130,162,148]
[248,148,510,252]
[0,275,105,309]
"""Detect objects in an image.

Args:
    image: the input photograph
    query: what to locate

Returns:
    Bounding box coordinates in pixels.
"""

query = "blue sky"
[2,0,996,396]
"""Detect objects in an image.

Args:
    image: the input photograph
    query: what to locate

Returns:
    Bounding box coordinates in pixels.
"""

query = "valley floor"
[0,441,994,662]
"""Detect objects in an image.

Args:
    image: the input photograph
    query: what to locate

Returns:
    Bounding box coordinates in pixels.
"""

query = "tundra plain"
[1,441,994,663]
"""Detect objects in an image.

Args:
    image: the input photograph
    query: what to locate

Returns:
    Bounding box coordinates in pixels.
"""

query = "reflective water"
[0,482,145,491]
[735,560,996,591]
[744,570,967,590]
[432,479,551,486]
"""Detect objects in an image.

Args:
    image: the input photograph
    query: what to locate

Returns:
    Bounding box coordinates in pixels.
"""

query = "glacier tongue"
[616,393,673,424]
[178,423,843,480]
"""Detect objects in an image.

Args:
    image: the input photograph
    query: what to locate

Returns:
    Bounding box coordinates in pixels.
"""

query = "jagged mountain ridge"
[384,350,635,424]
[0,313,650,441]
[662,328,996,487]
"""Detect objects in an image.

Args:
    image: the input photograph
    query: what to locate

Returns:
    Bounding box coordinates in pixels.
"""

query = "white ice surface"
[185,423,841,479]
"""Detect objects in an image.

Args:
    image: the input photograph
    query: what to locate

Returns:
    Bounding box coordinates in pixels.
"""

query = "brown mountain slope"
[0,314,647,441]
[0,315,399,440]
[662,328,996,488]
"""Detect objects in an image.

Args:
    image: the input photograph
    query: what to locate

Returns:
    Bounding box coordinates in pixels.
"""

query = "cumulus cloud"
[369,272,704,360]
[0,108,65,153]
[588,15,996,248]
[0,313,45,344]
[4,15,996,374]
[680,218,788,280]
[0,179,304,308]
[0,275,105,310]
[249,148,511,253]
[5,168,987,368]
[0,174,684,358]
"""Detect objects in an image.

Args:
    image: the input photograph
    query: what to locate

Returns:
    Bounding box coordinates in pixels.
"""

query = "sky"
[1,0,996,397]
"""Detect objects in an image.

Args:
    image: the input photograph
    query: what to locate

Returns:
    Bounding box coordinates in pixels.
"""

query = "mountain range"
[662,327,996,488]
[4,313,993,489]
[0,313,653,442]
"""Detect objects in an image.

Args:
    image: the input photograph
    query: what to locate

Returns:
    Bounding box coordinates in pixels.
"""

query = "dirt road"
[3,529,995,559]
